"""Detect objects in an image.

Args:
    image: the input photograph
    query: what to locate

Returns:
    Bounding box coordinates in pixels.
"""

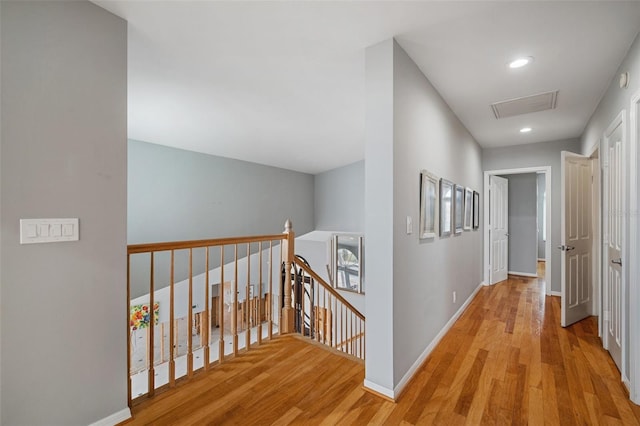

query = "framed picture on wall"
[473,191,480,229]
[440,179,453,237]
[419,170,439,239]
[454,184,464,234]
[464,188,473,230]
[332,234,364,294]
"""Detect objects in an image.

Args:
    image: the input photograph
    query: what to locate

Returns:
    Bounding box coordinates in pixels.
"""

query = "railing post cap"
[284,219,292,232]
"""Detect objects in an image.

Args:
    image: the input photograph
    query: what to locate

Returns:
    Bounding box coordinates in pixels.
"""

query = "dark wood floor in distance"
[123,270,640,425]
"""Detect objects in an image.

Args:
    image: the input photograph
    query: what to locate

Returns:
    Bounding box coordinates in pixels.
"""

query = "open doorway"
[483,167,552,293]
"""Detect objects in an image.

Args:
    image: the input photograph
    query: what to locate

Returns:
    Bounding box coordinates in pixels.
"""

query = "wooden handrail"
[127,220,365,402]
[293,259,365,321]
[127,233,286,254]
[127,223,291,404]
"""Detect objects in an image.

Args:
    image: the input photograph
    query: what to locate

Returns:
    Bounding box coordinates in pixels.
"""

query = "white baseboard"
[549,291,561,297]
[537,258,546,262]
[508,271,538,278]
[631,377,640,405]
[623,374,631,394]
[363,379,394,400]
[89,408,131,426]
[391,281,484,399]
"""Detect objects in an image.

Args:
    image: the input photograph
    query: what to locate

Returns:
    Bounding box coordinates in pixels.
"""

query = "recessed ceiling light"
[520,127,532,133]
[508,57,533,69]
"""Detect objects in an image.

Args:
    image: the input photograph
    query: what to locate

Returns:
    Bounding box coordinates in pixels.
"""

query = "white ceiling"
[93,1,640,174]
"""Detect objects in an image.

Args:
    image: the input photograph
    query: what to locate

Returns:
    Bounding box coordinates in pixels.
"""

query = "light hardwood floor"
[123,269,640,425]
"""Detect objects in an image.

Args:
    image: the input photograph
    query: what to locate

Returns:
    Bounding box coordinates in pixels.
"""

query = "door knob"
[557,245,575,251]
[611,258,622,266]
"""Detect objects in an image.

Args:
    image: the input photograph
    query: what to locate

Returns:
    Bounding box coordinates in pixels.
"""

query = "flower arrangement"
[130,302,160,330]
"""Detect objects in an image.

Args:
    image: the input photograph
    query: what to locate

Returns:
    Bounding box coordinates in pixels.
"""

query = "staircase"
[288,255,365,360]
[127,220,365,404]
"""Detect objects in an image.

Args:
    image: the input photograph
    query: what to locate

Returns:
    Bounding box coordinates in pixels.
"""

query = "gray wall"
[129,139,314,244]
[580,31,640,395]
[1,2,128,424]
[537,173,546,260]
[314,160,364,233]
[501,174,537,275]
[365,39,483,395]
[581,32,640,155]
[364,39,395,393]
[0,1,3,419]
[482,138,581,293]
[128,140,314,297]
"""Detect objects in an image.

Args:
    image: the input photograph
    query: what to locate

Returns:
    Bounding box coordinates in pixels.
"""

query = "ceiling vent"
[491,90,558,119]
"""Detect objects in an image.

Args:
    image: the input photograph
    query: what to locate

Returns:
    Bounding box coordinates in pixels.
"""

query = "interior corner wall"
[579,30,640,397]
[363,38,484,395]
[502,174,537,276]
[1,2,128,425]
[314,160,364,233]
[391,41,483,387]
[482,138,581,294]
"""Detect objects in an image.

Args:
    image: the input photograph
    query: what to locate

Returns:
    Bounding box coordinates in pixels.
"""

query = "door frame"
[484,167,552,293]
[602,110,628,388]
[629,92,640,404]
[586,146,601,337]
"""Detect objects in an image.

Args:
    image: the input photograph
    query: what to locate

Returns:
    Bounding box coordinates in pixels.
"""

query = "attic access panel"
[491,90,558,119]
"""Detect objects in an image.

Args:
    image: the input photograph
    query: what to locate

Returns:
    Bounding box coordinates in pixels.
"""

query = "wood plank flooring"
[122,269,640,425]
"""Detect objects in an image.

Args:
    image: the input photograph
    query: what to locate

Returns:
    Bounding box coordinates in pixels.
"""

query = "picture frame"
[464,187,473,231]
[439,179,453,237]
[473,191,480,229]
[454,184,464,234]
[333,234,364,294]
[419,170,439,239]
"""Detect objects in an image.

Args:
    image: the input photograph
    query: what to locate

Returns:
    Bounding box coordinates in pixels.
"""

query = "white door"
[603,116,624,372]
[490,175,508,284]
[560,152,593,327]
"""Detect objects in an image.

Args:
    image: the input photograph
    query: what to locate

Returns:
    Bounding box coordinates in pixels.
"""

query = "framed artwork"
[454,184,464,234]
[440,179,453,237]
[464,188,473,231]
[473,191,480,229]
[333,234,364,294]
[419,170,439,239]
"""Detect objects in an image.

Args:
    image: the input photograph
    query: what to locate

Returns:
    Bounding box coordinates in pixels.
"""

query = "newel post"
[282,219,295,333]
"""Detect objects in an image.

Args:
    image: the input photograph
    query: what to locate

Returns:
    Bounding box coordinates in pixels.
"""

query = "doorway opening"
[483,167,552,294]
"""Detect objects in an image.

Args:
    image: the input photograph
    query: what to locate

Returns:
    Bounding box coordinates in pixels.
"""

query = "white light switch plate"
[20,218,79,244]
[406,216,413,234]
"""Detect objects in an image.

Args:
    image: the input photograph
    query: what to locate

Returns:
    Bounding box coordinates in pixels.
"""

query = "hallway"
[124,273,640,425]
